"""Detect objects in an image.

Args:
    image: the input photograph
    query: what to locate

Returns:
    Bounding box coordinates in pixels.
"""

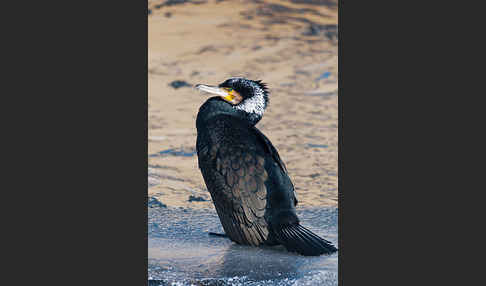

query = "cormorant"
[195,77,337,256]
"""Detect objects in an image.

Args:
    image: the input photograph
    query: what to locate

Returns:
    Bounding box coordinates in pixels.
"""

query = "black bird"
[195,77,337,256]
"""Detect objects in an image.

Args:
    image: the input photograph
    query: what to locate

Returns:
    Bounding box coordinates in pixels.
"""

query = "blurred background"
[148,0,338,284]
[148,0,338,209]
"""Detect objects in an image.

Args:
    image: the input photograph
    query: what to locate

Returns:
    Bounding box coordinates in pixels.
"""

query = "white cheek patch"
[234,88,265,116]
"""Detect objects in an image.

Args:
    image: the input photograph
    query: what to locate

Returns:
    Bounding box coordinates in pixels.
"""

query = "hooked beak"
[195,84,242,105]
[195,84,228,97]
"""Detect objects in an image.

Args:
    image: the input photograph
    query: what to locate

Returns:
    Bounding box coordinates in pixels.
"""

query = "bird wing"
[252,127,298,206]
[199,140,270,246]
[252,126,288,173]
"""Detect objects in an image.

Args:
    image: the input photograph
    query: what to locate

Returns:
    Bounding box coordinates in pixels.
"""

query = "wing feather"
[199,142,269,246]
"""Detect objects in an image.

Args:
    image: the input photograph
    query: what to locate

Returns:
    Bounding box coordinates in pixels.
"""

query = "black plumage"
[195,78,337,256]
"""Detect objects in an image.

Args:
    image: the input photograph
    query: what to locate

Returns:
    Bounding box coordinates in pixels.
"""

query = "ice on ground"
[148,206,338,285]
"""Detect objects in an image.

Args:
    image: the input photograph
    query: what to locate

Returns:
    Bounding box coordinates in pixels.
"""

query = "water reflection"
[213,244,301,280]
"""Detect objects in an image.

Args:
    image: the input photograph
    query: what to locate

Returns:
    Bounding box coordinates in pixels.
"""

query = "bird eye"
[223,87,233,93]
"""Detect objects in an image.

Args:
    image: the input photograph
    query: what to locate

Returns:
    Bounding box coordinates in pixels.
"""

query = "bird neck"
[235,91,266,118]
[196,97,263,129]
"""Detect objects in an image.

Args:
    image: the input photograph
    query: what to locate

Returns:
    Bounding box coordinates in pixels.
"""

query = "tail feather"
[298,224,333,244]
[274,224,337,256]
[288,226,326,253]
[281,228,307,255]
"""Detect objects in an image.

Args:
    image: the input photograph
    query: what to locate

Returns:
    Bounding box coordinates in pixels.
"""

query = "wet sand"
[148,0,338,209]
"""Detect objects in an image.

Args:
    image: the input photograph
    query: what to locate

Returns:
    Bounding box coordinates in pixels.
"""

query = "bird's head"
[196,77,269,125]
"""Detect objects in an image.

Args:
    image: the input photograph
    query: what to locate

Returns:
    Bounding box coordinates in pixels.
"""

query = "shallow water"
[148,206,338,285]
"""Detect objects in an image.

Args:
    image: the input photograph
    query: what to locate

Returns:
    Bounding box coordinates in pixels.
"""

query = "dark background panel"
[342,0,428,283]
[2,0,147,285]
[342,1,477,285]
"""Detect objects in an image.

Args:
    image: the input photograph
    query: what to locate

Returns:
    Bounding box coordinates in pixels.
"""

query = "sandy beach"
[148,0,338,209]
